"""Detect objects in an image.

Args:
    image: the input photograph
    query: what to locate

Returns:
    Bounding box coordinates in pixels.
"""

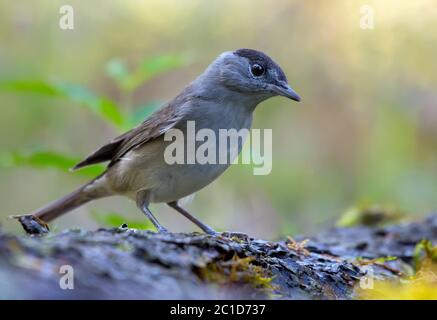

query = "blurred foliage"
[357,240,437,300]
[106,54,187,93]
[0,52,188,131]
[91,211,153,229]
[337,203,405,227]
[413,239,437,271]
[0,149,104,178]
[0,80,125,129]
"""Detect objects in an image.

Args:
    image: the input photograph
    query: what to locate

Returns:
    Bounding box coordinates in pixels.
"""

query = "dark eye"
[250,63,265,77]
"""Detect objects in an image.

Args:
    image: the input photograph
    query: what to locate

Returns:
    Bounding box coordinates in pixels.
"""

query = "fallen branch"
[0,214,436,299]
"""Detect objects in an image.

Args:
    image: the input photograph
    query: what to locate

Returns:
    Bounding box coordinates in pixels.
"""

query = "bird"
[24,49,301,235]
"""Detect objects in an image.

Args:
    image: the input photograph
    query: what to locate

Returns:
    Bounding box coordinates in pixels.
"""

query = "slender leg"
[136,191,168,233]
[167,201,217,235]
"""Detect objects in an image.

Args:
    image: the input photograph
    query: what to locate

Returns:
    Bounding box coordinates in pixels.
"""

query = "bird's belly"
[149,162,230,203]
[108,139,234,203]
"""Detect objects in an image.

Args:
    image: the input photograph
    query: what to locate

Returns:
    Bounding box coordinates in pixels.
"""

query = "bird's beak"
[270,83,301,102]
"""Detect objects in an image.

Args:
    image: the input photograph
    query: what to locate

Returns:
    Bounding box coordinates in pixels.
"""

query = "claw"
[10,214,50,235]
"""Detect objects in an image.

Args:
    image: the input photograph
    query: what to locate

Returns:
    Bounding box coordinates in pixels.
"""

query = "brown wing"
[72,90,191,170]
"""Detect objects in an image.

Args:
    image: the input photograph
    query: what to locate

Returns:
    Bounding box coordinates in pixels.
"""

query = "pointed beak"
[270,83,301,102]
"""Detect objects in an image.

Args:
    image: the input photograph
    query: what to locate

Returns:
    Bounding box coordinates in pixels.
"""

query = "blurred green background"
[1,0,436,238]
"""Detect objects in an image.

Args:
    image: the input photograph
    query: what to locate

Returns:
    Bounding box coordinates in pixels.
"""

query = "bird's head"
[206,48,301,103]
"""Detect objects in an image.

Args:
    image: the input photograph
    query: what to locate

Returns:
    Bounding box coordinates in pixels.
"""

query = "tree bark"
[1,214,436,299]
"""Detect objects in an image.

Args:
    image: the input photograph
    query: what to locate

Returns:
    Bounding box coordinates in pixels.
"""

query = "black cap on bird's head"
[233,48,301,102]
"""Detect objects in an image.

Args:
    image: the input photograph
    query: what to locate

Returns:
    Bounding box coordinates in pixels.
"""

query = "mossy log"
[1,214,436,299]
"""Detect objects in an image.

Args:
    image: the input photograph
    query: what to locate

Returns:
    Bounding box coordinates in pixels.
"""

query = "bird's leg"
[141,205,169,233]
[167,201,218,235]
[136,191,168,233]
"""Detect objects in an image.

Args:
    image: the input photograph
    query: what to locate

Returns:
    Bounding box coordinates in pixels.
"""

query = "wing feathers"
[72,87,193,170]
[71,140,123,170]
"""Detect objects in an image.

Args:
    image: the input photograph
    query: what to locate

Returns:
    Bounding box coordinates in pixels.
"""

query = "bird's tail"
[30,177,109,222]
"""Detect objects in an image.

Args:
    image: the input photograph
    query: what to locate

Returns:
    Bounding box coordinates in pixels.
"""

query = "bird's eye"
[250,63,265,77]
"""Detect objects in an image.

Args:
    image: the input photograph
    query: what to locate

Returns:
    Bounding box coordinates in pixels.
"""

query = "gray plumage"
[28,49,301,234]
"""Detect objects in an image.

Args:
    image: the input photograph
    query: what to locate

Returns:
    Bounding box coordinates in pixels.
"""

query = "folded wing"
[72,90,192,170]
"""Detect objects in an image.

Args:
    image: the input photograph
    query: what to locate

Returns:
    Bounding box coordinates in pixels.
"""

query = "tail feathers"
[31,182,101,222]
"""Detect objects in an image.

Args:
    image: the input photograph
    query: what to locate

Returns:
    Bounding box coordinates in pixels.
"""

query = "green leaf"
[0,79,59,95]
[0,150,104,178]
[125,54,187,92]
[90,211,153,230]
[122,101,162,129]
[55,82,125,129]
[140,54,186,78]
[0,79,126,130]
[105,58,130,89]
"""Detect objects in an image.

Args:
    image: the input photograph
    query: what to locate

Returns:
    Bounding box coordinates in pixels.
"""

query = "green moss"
[413,239,437,271]
[196,254,275,292]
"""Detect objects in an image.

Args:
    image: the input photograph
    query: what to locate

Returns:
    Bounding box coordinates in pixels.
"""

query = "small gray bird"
[27,49,301,234]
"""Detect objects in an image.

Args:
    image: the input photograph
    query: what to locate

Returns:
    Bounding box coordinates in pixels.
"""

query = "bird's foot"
[156,226,170,234]
[201,226,220,236]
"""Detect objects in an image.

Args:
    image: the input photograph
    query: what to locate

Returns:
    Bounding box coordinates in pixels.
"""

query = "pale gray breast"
[148,100,254,202]
[183,99,253,161]
[107,99,254,202]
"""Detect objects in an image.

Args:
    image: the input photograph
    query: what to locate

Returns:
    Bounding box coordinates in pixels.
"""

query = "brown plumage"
[73,88,194,170]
